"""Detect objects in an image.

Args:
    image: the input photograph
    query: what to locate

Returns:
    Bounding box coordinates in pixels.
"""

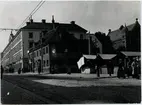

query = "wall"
[22,30,41,58]
[69,31,87,40]
[1,31,23,71]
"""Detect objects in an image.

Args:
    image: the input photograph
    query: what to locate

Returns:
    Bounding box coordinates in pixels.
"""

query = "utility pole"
[40,32,43,73]
[88,31,91,55]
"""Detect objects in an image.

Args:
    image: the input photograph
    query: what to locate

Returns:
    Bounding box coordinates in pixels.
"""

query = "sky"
[0,1,141,53]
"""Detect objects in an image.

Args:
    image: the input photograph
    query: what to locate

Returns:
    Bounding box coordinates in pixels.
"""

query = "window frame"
[29,32,33,38]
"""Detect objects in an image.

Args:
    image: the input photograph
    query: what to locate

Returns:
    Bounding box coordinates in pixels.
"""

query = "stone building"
[108,18,140,52]
[1,16,87,73]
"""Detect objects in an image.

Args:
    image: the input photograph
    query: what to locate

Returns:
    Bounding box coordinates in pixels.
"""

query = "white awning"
[121,51,140,57]
[77,57,85,69]
[83,54,97,60]
[98,54,116,60]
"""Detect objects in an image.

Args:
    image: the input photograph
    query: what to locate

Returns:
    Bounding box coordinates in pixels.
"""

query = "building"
[28,22,88,73]
[86,33,103,54]
[1,16,88,73]
[108,18,140,52]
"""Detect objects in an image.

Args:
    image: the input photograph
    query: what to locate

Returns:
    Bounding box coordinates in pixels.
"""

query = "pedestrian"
[127,58,132,78]
[134,57,140,79]
[117,59,125,79]
[131,58,135,78]
[1,65,4,79]
[96,63,101,77]
[38,60,41,74]
[18,68,21,74]
[107,61,112,76]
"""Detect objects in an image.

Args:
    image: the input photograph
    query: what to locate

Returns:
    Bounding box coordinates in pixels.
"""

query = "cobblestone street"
[1,74,141,104]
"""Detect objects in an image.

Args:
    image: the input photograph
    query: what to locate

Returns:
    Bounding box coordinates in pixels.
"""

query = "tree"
[94,32,115,54]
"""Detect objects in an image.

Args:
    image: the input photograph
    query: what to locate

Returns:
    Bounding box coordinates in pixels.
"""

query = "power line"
[0,1,46,33]
[17,1,45,29]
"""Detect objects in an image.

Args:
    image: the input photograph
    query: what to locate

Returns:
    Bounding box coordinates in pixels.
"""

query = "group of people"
[117,57,140,79]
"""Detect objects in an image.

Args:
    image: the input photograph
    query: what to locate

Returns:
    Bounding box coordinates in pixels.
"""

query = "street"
[1,74,141,104]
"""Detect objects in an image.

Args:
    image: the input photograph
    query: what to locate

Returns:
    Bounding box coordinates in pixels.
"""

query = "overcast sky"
[0,1,141,52]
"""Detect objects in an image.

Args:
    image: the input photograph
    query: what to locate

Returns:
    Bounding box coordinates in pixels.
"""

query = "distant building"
[1,16,88,73]
[86,33,103,54]
[108,18,140,52]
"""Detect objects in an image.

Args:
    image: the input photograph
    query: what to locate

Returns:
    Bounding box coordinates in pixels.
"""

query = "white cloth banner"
[77,57,85,69]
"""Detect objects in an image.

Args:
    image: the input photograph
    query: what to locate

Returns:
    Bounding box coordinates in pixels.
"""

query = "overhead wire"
[0,1,45,33]
[17,0,45,29]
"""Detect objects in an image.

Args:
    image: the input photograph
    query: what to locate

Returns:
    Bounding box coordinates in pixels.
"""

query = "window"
[34,52,36,57]
[43,48,45,54]
[46,60,48,66]
[29,32,33,38]
[29,42,33,48]
[46,46,48,53]
[80,34,83,40]
[37,51,38,57]
[44,60,46,67]
[39,50,41,56]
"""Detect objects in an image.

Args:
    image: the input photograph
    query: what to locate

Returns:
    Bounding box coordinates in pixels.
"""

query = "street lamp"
[27,50,31,72]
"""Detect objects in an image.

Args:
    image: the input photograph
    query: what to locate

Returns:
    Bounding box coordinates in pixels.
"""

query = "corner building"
[1,17,88,73]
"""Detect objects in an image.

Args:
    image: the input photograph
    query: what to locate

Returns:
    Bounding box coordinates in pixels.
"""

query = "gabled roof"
[83,54,97,60]
[121,51,140,57]
[127,23,135,31]
[108,22,137,37]
[21,22,87,32]
[98,54,116,60]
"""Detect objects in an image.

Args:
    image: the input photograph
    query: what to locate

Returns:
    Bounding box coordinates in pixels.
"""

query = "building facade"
[86,33,103,54]
[28,23,88,73]
[108,18,140,52]
[1,17,87,73]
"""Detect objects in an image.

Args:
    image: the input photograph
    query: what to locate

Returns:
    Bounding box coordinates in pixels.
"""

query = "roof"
[121,51,140,57]
[21,22,87,32]
[108,22,136,37]
[98,54,116,60]
[127,23,135,31]
[83,54,97,60]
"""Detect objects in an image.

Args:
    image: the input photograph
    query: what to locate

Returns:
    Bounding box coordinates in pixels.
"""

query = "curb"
[32,75,117,80]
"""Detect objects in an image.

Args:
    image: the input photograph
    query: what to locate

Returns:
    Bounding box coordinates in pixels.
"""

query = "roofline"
[22,22,87,33]
[2,29,22,53]
[108,22,138,35]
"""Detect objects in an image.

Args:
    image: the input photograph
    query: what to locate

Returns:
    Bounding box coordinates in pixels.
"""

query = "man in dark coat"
[117,59,125,78]
[38,60,41,74]
[107,61,113,76]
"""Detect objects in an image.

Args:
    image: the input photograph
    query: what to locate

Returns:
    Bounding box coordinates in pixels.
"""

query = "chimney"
[70,21,75,24]
[52,15,55,29]
[52,15,55,24]
[26,22,30,25]
[42,19,46,23]
[30,19,33,23]
[108,29,111,33]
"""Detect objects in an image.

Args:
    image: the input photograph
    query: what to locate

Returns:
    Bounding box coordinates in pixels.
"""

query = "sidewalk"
[4,72,117,80]
[31,73,117,80]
